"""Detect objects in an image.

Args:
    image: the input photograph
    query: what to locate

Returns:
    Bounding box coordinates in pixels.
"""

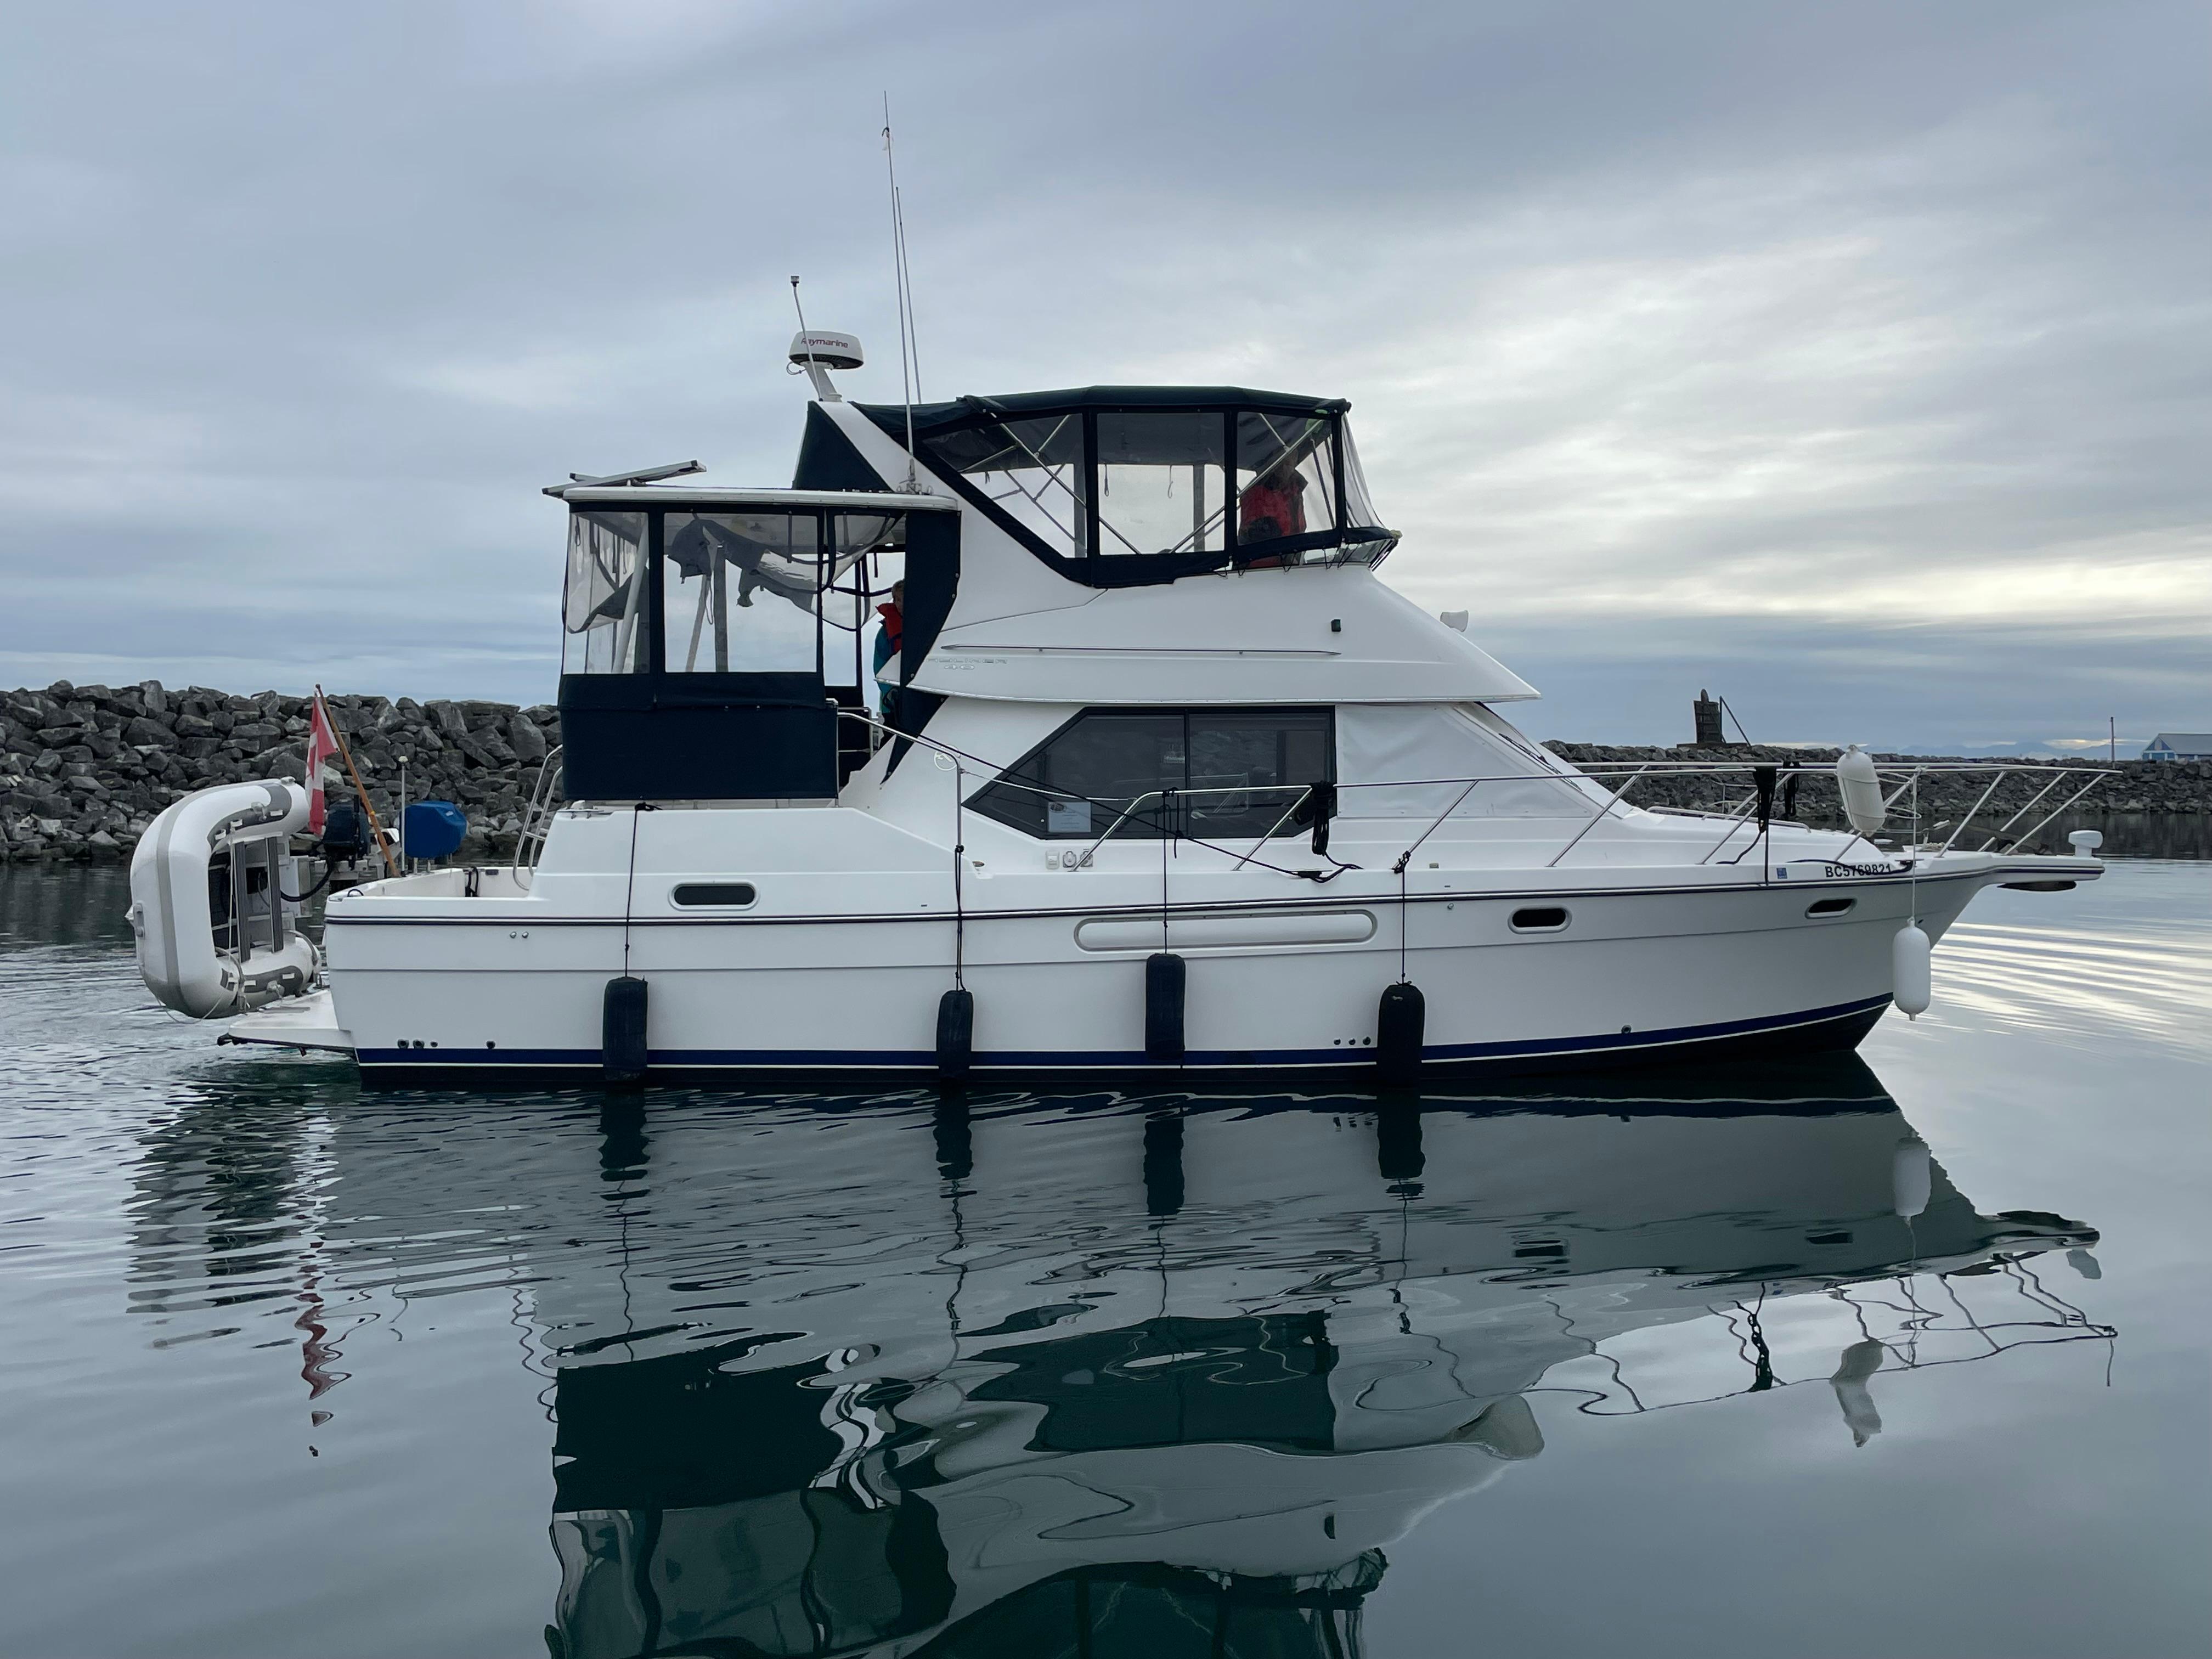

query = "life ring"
[127,780,320,1018]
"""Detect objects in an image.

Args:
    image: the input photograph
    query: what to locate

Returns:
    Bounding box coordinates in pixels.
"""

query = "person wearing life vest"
[1237,460,1308,565]
[871,582,905,721]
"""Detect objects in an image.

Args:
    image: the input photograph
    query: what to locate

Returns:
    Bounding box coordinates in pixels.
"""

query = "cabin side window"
[968,708,1333,840]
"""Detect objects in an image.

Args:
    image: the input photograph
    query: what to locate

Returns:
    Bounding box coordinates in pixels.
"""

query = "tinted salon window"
[969,709,1333,839]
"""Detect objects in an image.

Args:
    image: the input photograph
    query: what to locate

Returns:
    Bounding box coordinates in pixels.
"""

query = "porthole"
[672,882,758,908]
[1510,906,1570,933]
[1805,897,1855,918]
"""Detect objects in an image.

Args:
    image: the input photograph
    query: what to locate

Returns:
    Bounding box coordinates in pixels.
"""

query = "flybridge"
[849,385,1400,589]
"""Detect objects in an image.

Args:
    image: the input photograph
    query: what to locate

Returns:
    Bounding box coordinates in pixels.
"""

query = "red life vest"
[1239,478,1307,542]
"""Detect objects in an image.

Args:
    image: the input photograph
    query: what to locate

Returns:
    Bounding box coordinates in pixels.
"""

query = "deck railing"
[827,713,2115,881]
[496,713,2118,896]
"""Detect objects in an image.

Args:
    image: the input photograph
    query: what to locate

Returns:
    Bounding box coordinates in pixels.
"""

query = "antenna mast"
[883,95,922,489]
[788,275,828,400]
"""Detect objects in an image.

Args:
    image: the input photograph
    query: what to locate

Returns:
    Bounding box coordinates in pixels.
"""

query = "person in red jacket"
[1237,460,1307,563]
[871,581,905,720]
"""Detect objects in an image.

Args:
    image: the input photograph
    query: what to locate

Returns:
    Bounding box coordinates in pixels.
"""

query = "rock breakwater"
[1,681,558,864]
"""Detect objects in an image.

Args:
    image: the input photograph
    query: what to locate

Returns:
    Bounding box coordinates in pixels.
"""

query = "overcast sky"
[3,1,2204,753]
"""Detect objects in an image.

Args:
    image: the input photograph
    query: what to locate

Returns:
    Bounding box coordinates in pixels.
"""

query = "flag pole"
[316,686,400,876]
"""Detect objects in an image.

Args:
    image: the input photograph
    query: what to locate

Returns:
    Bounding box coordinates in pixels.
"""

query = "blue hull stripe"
[356,993,1892,1072]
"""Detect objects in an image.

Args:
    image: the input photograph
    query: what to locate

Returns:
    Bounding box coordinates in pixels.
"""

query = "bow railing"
[826,713,2119,879]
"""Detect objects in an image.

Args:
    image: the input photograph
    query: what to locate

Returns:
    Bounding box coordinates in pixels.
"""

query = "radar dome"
[788,331,863,371]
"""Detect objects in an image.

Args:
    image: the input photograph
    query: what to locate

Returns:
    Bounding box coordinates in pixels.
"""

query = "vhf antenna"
[788,274,821,388]
[883,94,922,490]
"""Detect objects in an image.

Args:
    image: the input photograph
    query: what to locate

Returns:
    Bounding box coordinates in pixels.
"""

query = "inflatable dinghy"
[128,779,320,1018]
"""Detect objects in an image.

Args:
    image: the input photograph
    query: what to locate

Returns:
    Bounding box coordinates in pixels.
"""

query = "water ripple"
[1936,917,2212,1054]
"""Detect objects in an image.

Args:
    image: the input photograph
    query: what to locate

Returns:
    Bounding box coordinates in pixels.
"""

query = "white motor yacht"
[132,336,2109,1084]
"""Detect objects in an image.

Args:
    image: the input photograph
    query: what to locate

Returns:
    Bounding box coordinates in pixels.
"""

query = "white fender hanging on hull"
[1892,923,1932,1019]
[127,780,319,1018]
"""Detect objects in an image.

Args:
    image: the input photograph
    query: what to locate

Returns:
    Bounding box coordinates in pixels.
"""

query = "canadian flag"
[306,695,340,834]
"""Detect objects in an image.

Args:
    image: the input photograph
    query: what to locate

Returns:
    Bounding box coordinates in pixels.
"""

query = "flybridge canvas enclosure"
[556,492,951,800]
[860,387,1398,589]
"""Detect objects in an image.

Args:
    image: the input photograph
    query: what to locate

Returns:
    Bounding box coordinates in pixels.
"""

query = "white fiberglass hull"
[298,856,2089,1084]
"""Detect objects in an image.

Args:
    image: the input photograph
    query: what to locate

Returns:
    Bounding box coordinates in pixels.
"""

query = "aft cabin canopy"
[857,386,1398,589]
[548,484,957,801]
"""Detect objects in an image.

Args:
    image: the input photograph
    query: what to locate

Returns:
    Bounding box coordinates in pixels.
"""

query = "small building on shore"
[2143,732,2212,762]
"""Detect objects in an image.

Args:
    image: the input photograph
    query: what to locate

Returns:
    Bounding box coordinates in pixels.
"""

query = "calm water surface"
[2,845,2206,1658]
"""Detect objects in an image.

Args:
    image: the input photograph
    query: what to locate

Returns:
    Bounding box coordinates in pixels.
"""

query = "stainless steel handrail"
[825,716,2115,877]
[511,746,564,874]
[1975,771,2066,851]
[1937,772,2010,856]
[1548,763,1652,868]
[1992,773,2114,853]
[1232,785,1318,870]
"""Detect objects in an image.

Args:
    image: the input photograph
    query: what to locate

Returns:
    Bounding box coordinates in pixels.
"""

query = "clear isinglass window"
[562,511,649,674]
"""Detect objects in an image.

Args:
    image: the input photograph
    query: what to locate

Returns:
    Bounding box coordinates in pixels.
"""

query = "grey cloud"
[0,0,2203,749]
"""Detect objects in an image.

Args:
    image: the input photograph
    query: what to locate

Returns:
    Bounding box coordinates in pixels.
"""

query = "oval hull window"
[1804,897,1855,918]
[672,882,758,908]
[1510,906,1570,933]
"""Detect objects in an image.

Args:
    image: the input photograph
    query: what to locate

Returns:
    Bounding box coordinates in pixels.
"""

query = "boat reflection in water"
[531,1059,2104,1659]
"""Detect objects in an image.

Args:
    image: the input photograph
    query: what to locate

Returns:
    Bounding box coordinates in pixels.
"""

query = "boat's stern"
[219,987,355,1055]
[128,778,320,1017]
